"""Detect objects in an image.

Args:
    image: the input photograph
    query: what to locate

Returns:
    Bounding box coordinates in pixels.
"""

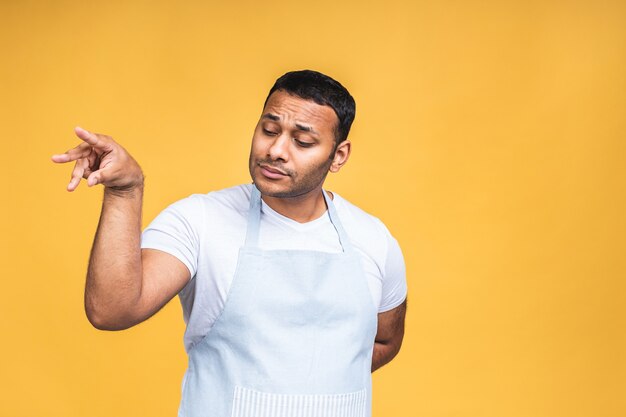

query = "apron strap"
[245,184,354,253]
[322,189,354,253]
[244,185,263,247]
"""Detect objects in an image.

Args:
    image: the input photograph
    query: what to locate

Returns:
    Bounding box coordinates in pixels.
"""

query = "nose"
[267,133,290,162]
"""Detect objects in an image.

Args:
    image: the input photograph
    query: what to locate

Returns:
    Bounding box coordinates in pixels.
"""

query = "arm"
[52,127,190,330]
[371,298,407,372]
[86,188,190,330]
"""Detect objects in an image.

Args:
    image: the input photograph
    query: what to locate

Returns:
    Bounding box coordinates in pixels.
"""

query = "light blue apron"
[179,185,378,417]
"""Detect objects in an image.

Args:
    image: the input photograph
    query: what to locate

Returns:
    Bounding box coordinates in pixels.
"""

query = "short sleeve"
[378,232,407,312]
[140,195,203,279]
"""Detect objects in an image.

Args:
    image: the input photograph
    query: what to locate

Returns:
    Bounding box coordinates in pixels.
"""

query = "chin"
[252,179,291,198]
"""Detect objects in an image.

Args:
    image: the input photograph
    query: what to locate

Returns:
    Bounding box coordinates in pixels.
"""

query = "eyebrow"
[262,113,280,121]
[295,123,315,134]
[262,113,318,136]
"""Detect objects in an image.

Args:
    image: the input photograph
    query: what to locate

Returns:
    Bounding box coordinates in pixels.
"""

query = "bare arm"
[52,127,189,330]
[371,298,407,372]
[86,188,190,330]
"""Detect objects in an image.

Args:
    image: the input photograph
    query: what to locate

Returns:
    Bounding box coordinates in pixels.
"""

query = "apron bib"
[179,185,378,417]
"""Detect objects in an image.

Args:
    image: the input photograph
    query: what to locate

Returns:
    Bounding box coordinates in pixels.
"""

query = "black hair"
[264,70,356,144]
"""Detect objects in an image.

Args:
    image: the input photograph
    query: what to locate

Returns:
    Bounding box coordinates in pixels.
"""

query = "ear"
[329,140,351,173]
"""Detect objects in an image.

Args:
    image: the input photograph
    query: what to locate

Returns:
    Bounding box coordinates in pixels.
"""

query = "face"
[248,90,350,198]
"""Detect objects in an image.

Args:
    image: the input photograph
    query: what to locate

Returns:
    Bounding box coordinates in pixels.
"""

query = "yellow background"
[1,1,624,416]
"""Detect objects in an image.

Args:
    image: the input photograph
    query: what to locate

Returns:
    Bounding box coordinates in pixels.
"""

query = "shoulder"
[332,192,392,239]
[331,192,398,259]
[331,192,406,311]
[149,184,252,227]
[191,183,252,215]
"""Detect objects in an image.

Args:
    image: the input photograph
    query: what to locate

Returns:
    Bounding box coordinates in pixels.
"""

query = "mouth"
[258,163,289,179]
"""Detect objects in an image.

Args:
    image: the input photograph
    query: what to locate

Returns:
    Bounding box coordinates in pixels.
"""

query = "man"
[52,70,407,417]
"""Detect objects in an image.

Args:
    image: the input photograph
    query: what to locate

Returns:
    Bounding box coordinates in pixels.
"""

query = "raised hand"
[51,126,144,192]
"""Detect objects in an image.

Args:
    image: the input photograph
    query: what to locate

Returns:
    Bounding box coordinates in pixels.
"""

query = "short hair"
[264,70,356,144]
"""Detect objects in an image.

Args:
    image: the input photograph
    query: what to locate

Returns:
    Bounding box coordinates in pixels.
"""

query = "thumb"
[87,168,107,187]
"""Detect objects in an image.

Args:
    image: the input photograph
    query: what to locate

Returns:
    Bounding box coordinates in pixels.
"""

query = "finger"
[67,158,89,192]
[87,166,109,187]
[51,142,92,163]
[74,126,113,152]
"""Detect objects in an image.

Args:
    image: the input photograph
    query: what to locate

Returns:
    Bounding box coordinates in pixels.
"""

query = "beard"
[249,155,333,199]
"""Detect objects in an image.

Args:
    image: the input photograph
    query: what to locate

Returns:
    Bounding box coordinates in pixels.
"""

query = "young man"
[52,70,407,417]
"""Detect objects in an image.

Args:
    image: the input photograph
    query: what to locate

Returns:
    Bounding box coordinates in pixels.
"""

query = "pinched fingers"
[86,166,110,187]
[53,126,143,192]
[51,126,114,164]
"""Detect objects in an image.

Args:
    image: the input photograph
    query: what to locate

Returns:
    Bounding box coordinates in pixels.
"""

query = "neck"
[261,186,330,223]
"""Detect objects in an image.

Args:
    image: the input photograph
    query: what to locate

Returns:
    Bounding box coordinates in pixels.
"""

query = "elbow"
[85,304,136,331]
[84,287,143,331]
[382,339,404,362]
[389,341,403,362]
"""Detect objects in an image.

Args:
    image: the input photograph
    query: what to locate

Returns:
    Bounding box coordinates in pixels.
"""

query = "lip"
[259,164,288,179]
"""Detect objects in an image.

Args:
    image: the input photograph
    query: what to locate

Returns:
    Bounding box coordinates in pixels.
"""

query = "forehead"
[262,91,338,131]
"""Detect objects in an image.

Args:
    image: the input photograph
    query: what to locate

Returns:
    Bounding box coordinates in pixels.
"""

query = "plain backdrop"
[1,1,624,416]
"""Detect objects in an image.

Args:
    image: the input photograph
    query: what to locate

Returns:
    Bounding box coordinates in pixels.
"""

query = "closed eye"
[294,138,314,148]
[263,128,278,136]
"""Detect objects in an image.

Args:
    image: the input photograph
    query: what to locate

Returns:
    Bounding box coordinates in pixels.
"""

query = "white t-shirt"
[141,184,407,351]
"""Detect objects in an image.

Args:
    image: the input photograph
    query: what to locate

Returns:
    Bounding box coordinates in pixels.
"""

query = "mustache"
[256,159,294,176]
